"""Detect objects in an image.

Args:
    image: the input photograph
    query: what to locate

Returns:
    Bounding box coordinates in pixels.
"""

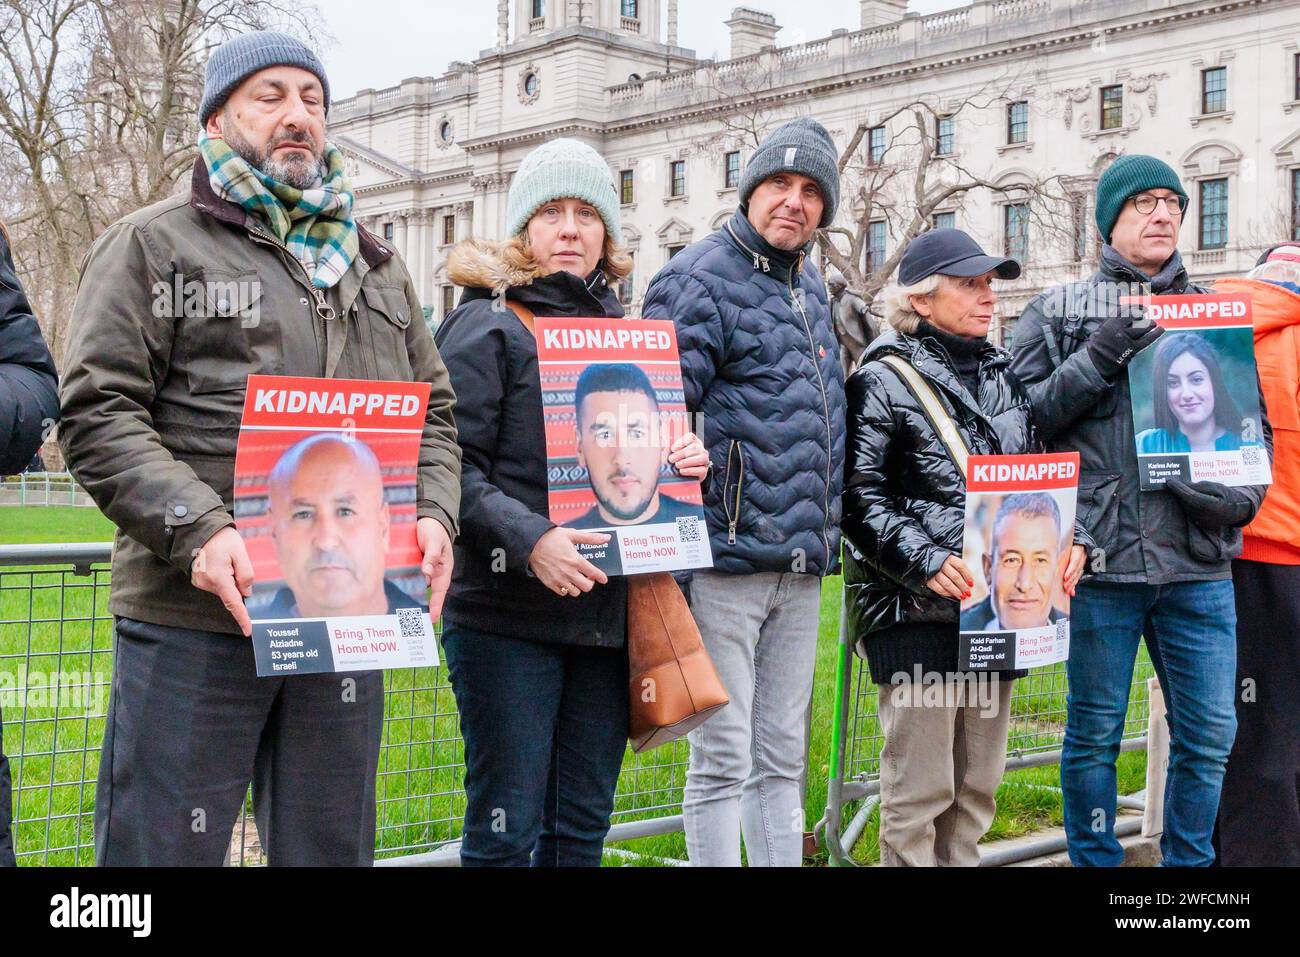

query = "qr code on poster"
[1242,446,1261,468]
[677,517,702,543]
[397,607,428,638]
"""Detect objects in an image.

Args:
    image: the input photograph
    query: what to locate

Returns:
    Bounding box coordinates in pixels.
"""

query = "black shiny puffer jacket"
[842,327,1090,641]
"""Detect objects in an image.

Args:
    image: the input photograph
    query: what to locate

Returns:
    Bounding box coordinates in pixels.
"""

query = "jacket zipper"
[788,251,834,572]
[726,225,835,570]
[247,228,336,323]
[722,439,745,545]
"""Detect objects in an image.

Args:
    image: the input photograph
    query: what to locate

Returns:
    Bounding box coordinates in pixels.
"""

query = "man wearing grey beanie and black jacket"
[642,117,846,867]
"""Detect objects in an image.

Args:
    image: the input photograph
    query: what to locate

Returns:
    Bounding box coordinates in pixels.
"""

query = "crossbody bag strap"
[504,298,536,336]
[879,353,970,478]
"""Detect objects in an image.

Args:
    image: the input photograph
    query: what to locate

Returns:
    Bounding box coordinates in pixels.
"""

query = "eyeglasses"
[1131,193,1187,217]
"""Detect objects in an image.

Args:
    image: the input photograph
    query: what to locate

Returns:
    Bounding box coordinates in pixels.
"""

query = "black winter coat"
[1,228,58,475]
[842,326,1093,681]
[434,240,627,648]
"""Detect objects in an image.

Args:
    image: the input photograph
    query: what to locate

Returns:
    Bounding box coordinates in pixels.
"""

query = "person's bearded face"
[576,391,666,525]
[205,65,328,189]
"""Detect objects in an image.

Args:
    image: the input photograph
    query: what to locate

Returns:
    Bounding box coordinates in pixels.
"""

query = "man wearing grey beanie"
[58,30,462,866]
[642,117,846,867]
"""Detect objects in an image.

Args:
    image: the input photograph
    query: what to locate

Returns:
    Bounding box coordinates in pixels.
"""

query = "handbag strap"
[504,298,536,336]
[879,353,970,478]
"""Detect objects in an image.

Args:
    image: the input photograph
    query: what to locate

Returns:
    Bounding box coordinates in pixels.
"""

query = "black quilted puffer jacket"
[842,326,1094,646]
[641,210,846,576]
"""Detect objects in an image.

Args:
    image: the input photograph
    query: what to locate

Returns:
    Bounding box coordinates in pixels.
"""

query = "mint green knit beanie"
[1095,154,1188,243]
[505,138,621,240]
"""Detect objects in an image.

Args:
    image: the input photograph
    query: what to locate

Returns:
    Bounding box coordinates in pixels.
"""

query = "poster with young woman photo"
[1127,293,1272,490]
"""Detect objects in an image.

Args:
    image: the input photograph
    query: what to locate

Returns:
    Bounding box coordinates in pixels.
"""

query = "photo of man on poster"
[961,492,1068,632]
[262,432,420,618]
[564,362,700,530]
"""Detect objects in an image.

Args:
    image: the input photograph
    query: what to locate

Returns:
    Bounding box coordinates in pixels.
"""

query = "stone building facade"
[330,0,1300,342]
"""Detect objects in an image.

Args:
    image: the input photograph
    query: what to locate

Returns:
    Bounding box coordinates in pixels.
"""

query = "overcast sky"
[313,0,964,100]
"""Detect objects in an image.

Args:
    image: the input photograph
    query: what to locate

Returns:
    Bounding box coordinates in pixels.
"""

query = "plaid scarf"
[198,132,358,289]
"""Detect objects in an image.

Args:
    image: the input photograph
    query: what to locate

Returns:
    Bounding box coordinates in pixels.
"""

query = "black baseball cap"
[898,227,1021,286]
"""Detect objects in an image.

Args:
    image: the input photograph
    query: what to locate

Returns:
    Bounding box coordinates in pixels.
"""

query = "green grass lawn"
[0,505,116,544]
[2,507,1153,866]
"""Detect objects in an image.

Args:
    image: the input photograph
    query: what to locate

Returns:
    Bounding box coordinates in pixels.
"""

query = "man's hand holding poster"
[959,452,1080,671]
[535,317,714,575]
[1126,293,1272,491]
[233,375,439,677]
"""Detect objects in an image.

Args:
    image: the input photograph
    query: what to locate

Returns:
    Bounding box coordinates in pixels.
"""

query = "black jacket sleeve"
[434,306,554,574]
[0,229,59,475]
[841,367,951,593]
[1009,293,1114,442]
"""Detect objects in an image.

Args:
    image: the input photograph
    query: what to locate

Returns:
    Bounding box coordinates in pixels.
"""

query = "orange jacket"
[1215,277,1300,564]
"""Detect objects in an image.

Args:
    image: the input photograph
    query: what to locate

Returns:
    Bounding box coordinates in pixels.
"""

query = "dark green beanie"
[1094,155,1188,243]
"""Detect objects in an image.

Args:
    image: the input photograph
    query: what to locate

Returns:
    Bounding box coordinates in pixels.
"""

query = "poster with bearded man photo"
[233,375,439,676]
[535,317,713,576]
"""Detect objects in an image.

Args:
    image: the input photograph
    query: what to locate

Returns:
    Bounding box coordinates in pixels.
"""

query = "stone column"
[667,0,678,46]
[394,212,410,263]
[497,0,509,47]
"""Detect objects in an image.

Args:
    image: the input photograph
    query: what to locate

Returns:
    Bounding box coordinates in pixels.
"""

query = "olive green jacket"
[59,161,461,634]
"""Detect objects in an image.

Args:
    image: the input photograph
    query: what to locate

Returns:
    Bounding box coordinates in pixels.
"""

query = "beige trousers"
[876,675,1012,867]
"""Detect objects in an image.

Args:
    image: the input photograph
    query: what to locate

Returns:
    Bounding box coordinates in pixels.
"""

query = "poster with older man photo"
[535,317,713,576]
[233,375,439,677]
[959,453,1081,671]
[1126,293,1271,491]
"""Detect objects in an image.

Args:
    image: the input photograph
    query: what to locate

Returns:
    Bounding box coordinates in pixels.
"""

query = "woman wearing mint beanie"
[434,138,709,866]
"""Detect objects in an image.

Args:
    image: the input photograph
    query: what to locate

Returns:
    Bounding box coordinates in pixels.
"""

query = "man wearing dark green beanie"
[1010,154,1273,868]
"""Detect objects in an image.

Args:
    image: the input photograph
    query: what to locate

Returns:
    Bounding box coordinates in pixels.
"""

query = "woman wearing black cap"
[840,228,1094,866]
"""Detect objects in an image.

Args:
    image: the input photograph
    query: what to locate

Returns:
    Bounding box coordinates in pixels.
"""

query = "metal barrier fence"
[2,543,1153,866]
[819,605,1156,865]
[0,544,688,866]
[0,473,95,508]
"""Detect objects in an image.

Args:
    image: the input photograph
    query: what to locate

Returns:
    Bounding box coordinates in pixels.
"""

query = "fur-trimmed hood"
[446,238,543,296]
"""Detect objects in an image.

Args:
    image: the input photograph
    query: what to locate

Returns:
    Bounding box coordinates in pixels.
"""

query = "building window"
[667,244,685,261]
[618,253,636,305]
[868,126,886,165]
[724,151,741,189]
[441,285,456,318]
[1004,203,1030,263]
[532,0,545,19]
[669,160,686,197]
[936,116,954,156]
[931,211,955,230]
[620,169,634,205]
[1199,178,1229,250]
[1071,193,1089,261]
[866,220,886,273]
[621,0,638,17]
[443,214,455,246]
[523,71,540,97]
[1292,169,1300,241]
[1294,53,1300,101]
[438,120,453,145]
[383,222,394,241]
[1007,101,1028,144]
[1100,85,1124,130]
[1201,67,1227,114]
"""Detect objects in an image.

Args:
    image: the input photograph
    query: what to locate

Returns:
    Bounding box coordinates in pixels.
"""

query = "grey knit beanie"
[199,31,330,125]
[739,117,840,227]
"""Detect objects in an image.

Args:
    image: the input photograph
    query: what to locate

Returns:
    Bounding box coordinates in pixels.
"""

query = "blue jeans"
[1061,580,1237,867]
[441,624,629,867]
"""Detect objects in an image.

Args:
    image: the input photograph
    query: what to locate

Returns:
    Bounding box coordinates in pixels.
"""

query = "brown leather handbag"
[625,572,729,752]
[503,298,729,752]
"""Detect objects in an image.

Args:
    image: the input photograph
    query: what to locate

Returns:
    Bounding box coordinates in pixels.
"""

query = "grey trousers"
[95,617,385,866]
[877,675,1012,866]
[682,570,822,867]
